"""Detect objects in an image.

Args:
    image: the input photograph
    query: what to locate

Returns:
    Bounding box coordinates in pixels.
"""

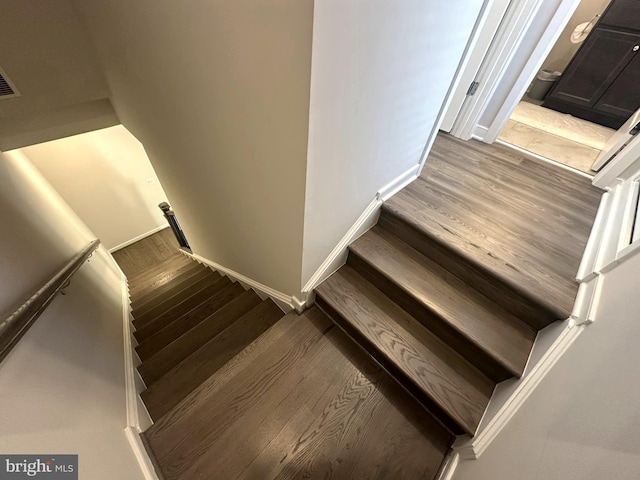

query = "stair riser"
[379,210,557,330]
[141,301,283,421]
[315,294,466,436]
[132,270,214,320]
[135,283,242,361]
[138,293,262,386]
[133,278,231,342]
[131,265,207,310]
[347,251,513,383]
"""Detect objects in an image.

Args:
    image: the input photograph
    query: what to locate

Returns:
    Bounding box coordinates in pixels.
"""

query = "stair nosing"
[135,280,243,360]
[132,276,233,341]
[380,201,569,320]
[315,268,494,435]
[138,290,262,384]
[131,265,211,310]
[349,229,534,378]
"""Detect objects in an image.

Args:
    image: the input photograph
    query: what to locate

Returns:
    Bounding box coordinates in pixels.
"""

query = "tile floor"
[498,101,616,174]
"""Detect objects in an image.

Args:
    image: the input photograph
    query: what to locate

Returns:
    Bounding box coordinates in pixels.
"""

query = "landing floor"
[420,133,603,318]
[144,306,451,480]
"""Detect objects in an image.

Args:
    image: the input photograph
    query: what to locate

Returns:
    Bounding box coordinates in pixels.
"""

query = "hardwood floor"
[117,133,602,479]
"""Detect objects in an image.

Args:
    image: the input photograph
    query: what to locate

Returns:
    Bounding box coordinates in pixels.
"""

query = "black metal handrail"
[0,239,101,363]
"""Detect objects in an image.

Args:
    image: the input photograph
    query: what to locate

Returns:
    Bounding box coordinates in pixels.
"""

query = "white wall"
[72,0,314,297]
[0,151,93,318]
[478,0,566,130]
[18,125,170,251]
[301,0,485,285]
[0,0,117,150]
[0,151,143,479]
[541,0,611,73]
[454,253,640,480]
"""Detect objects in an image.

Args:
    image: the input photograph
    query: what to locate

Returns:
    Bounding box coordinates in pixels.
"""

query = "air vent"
[0,68,20,99]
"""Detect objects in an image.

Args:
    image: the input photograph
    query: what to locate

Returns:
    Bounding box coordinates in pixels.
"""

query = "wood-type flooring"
[119,133,602,479]
[316,133,602,436]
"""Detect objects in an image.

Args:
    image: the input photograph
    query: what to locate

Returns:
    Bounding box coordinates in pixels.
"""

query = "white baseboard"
[436,451,460,480]
[125,426,160,480]
[122,278,139,430]
[182,251,297,314]
[299,197,382,305]
[471,125,489,142]
[377,164,420,201]
[120,273,157,479]
[299,166,420,305]
[110,225,168,253]
[576,191,611,282]
[454,319,585,459]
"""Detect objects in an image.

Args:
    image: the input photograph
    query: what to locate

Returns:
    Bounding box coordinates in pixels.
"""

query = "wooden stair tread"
[144,308,335,465]
[146,309,329,440]
[316,265,494,435]
[133,276,232,342]
[129,259,203,300]
[406,174,580,294]
[135,281,244,361]
[132,270,220,327]
[130,262,208,308]
[138,290,262,385]
[425,144,600,239]
[141,299,284,421]
[128,254,191,287]
[349,227,536,380]
[384,179,574,319]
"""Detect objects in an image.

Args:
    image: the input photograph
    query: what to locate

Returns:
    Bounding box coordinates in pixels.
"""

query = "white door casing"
[592,108,640,171]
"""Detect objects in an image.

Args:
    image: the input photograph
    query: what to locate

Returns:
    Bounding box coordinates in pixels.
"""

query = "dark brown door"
[548,28,640,107]
[593,52,640,118]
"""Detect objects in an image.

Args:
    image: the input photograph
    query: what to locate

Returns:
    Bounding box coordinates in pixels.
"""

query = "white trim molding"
[182,250,297,314]
[110,225,168,253]
[436,451,460,480]
[299,197,382,308]
[377,164,420,202]
[119,269,158,480]
[454,319,585,459]
[124,427,160,480]
[451,0,544,140]
[300,164,420,305]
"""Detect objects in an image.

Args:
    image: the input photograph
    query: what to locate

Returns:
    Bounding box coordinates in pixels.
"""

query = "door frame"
[448,0,583,142]
[439,0,512,132]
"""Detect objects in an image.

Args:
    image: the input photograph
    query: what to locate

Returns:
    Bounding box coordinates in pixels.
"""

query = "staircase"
[129,254,284,422]
[124,134,600,478]
[128,252,451,479]
[315,134,602,436]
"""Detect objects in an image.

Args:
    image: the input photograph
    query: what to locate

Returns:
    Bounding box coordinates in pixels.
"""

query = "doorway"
[444,0,640,177]
[495,0,640,175]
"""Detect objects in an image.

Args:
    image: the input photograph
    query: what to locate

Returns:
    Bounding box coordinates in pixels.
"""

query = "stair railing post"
[159,202,191,251]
